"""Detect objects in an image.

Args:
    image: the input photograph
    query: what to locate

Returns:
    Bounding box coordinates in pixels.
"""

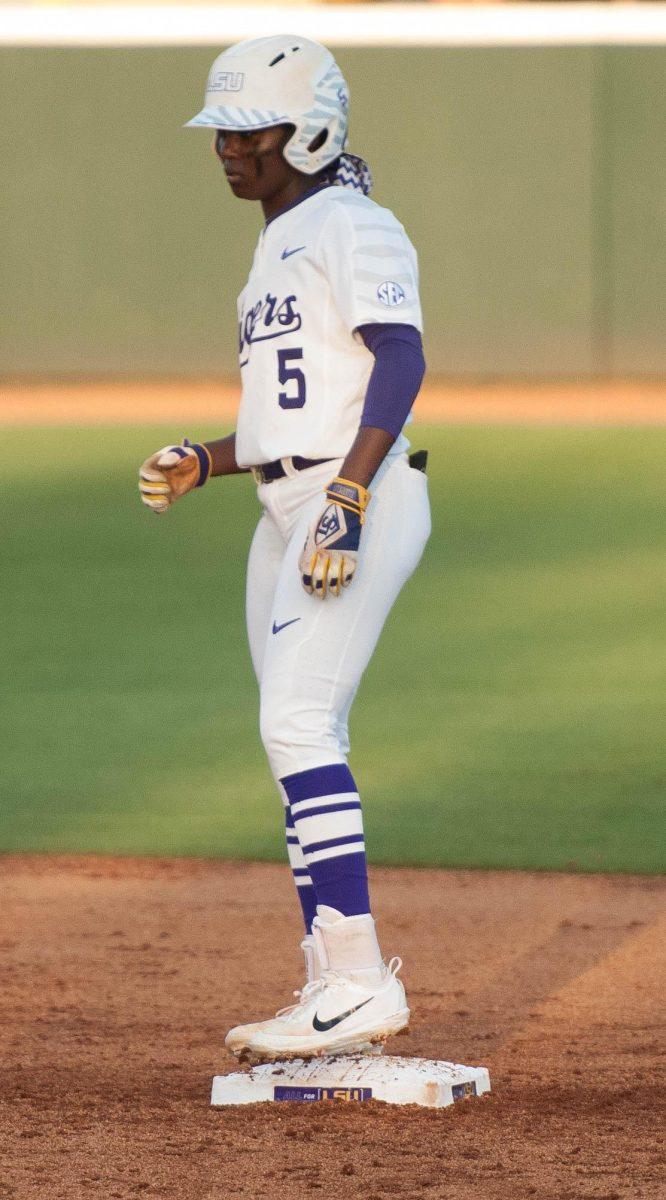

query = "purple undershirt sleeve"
[357,323,426,440]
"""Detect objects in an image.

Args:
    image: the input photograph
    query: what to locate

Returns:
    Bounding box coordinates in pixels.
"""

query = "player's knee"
[259,700,342,779]
[259,705,292,775]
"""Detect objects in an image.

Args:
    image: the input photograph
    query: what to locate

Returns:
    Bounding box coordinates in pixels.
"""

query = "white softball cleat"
[225,906,409,1063]
[300,933,322,985]
[225,958,408,1063]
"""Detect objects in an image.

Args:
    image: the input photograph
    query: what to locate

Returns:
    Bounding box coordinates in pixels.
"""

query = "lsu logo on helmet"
[208,70,245,93]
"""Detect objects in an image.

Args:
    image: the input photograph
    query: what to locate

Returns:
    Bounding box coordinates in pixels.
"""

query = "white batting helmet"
[185,35,349,176]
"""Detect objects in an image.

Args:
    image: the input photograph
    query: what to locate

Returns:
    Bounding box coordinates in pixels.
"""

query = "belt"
[250,456,333,485]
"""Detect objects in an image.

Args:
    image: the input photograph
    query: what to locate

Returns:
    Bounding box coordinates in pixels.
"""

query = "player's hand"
[138,440,212,514]
[298,478,370,598]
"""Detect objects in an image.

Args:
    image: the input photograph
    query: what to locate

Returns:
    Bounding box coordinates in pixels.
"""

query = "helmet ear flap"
[307,128,329,154]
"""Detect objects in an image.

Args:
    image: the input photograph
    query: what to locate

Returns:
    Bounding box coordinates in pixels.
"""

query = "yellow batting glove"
[138,439,212,514]
[298,477,370,599]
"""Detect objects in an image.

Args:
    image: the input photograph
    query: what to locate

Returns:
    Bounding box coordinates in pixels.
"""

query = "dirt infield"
[0,857,663,1200]
[2,379,666,426]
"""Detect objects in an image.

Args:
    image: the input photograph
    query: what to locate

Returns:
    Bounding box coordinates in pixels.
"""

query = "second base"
[211,1054,490,1108]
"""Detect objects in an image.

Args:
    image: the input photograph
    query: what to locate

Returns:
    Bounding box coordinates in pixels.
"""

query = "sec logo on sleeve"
[377,281,406,306]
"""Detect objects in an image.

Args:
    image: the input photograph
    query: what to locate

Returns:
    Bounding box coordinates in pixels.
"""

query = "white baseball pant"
[246,451,431,781]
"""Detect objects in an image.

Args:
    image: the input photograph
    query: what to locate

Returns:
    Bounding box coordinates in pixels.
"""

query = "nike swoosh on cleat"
[272,618,301,635]
[281,246,306,260]
[312,998,372,1032]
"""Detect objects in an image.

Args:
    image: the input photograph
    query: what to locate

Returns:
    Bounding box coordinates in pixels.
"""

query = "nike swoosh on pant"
[312,998,372,1032]
[272,618,301,635]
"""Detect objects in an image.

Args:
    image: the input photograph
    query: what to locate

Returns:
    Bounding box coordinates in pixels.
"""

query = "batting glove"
[298,477,370,599]
[138,439,212,514]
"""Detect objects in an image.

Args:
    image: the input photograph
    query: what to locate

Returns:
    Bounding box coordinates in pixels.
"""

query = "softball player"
[139,35,431,1062]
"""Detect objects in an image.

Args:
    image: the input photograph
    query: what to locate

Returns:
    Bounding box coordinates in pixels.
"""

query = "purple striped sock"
[280,763,371,918]
[284,807,318,933]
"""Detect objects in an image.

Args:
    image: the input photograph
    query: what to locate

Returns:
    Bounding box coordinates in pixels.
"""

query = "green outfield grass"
[2,423,664,872]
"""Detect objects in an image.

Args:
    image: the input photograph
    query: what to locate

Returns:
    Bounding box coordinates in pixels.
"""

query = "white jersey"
[234,186,422,468]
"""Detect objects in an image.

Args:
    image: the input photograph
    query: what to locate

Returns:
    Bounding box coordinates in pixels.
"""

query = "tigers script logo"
[239,293,302,355]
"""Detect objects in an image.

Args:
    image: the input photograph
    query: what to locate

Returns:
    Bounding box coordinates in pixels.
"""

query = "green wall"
[1,46,664,378]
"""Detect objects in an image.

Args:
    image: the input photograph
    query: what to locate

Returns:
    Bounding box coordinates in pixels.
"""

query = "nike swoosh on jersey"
[281,246,306,260]
[272,618,301,635]
[312,998,372,1032]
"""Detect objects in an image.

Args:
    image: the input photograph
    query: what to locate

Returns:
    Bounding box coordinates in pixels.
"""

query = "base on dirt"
[211,1054,490,1108]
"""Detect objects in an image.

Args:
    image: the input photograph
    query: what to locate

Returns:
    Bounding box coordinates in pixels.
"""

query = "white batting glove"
[138,440,212,514]
[298,477,370,599]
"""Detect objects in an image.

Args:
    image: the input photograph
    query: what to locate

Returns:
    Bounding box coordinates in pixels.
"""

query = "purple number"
[277,348,306,410]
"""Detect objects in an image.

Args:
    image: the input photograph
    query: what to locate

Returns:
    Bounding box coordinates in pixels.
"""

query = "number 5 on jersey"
[278,348,306,409]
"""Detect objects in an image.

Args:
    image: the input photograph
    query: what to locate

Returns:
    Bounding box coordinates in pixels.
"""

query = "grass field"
[2,423,664,872]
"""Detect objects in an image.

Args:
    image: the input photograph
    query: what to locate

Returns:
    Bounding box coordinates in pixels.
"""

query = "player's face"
[213,126,298,203]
